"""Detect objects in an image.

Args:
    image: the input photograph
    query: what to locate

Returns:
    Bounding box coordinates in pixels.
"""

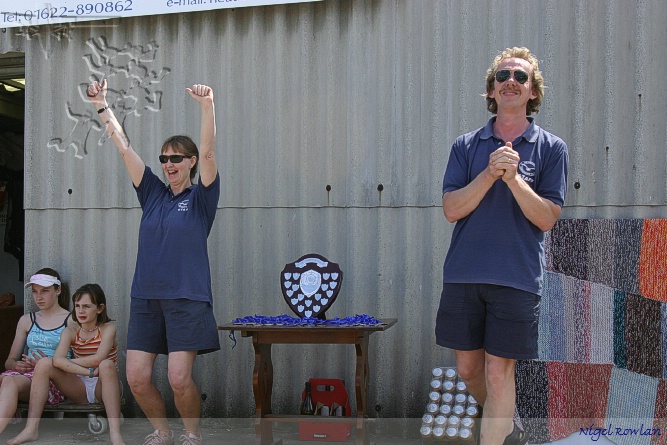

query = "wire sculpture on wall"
[47,36,170,159]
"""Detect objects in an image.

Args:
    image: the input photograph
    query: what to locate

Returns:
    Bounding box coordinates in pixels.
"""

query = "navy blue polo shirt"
[131,166,220,303]
[442,117,568,295]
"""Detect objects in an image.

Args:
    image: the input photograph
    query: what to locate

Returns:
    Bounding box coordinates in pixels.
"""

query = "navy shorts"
[435,283,540,360]
[127,298,221,355]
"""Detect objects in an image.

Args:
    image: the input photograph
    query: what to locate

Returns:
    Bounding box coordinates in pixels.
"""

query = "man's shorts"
[127,298,221,355]
[435,283,540,360]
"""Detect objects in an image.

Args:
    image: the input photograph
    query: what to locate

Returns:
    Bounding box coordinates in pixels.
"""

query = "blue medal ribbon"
[231,314,382,326]
[226,314,383,348]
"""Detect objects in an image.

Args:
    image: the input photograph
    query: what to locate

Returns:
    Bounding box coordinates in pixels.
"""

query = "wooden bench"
[17,399,124,435]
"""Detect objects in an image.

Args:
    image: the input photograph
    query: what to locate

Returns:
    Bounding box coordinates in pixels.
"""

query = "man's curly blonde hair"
[484,47,544,116]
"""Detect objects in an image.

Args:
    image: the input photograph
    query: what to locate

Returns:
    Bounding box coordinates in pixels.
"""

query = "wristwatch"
[89,367,95,378]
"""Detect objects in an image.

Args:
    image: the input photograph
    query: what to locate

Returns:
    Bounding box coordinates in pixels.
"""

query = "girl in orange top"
[8,284,124,445]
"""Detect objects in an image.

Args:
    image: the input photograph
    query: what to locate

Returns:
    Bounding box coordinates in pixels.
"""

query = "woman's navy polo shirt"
[131,166,220,304]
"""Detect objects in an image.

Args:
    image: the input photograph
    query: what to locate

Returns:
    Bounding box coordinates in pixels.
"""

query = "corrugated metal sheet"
[2,0,667,418]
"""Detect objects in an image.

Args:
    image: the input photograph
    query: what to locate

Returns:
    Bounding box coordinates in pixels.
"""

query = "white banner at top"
[0,0,320,29]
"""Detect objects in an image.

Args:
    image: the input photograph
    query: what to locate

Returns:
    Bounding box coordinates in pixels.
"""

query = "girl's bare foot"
[7,428,38,445]
[109,430,126,445]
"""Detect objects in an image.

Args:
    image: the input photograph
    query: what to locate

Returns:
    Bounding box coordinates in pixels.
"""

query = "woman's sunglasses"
[494,69,529,84]
[159,154,192,164]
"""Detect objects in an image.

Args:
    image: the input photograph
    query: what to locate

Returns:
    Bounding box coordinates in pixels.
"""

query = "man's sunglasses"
[159,154,193,164]
[494,69,529,84]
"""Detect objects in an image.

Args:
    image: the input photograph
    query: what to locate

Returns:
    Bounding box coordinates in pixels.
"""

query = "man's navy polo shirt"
[442,117,569,295]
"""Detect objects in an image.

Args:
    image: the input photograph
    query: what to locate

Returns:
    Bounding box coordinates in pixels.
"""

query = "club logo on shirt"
[519,161,535,183]
[177,199,189,212]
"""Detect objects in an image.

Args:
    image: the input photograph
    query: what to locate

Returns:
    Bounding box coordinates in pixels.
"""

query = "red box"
[298,378,352,442]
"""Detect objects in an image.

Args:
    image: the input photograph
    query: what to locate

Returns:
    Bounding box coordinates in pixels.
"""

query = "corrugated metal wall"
[2,0,667,418]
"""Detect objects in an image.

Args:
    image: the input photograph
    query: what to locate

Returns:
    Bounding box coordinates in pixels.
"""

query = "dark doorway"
[0,52,25,305]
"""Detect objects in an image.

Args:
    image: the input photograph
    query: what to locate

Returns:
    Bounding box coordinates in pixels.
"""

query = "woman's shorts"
[127,297,221,355]
[435,283,541,360]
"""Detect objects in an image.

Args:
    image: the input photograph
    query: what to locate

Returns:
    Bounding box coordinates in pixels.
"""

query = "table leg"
[354,335,370,418]
[355,417,369,445]
[252,338,273,417]
[254,418,278,445]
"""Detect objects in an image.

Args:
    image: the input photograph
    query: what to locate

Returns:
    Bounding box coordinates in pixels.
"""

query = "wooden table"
[218,318,397,420]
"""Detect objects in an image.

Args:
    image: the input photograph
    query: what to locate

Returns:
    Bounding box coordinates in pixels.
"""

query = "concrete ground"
[0,416,421,445]
[0,415,614,445]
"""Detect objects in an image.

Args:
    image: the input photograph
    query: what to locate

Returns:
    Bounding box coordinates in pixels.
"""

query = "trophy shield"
[280,253,343,319]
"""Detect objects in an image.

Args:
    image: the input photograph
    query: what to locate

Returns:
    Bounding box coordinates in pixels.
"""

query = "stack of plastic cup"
[421,367,479,442]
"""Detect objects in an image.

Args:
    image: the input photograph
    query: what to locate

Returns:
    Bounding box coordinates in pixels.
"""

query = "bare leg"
[455,349,487,406]
[126,350,170,434]
[479,353,515,445]
[96,359,125,445]
[7,360,83,445]
[167,351,200,436]
[0,375,31,435]
[6,359,55,445]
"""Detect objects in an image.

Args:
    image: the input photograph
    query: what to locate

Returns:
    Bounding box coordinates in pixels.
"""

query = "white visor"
[24,274,61,289]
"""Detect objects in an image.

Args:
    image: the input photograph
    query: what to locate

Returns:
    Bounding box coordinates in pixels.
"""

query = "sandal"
[503,421,528,445]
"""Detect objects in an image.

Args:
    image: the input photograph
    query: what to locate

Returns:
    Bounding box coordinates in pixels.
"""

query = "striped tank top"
[72,325,118,363]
